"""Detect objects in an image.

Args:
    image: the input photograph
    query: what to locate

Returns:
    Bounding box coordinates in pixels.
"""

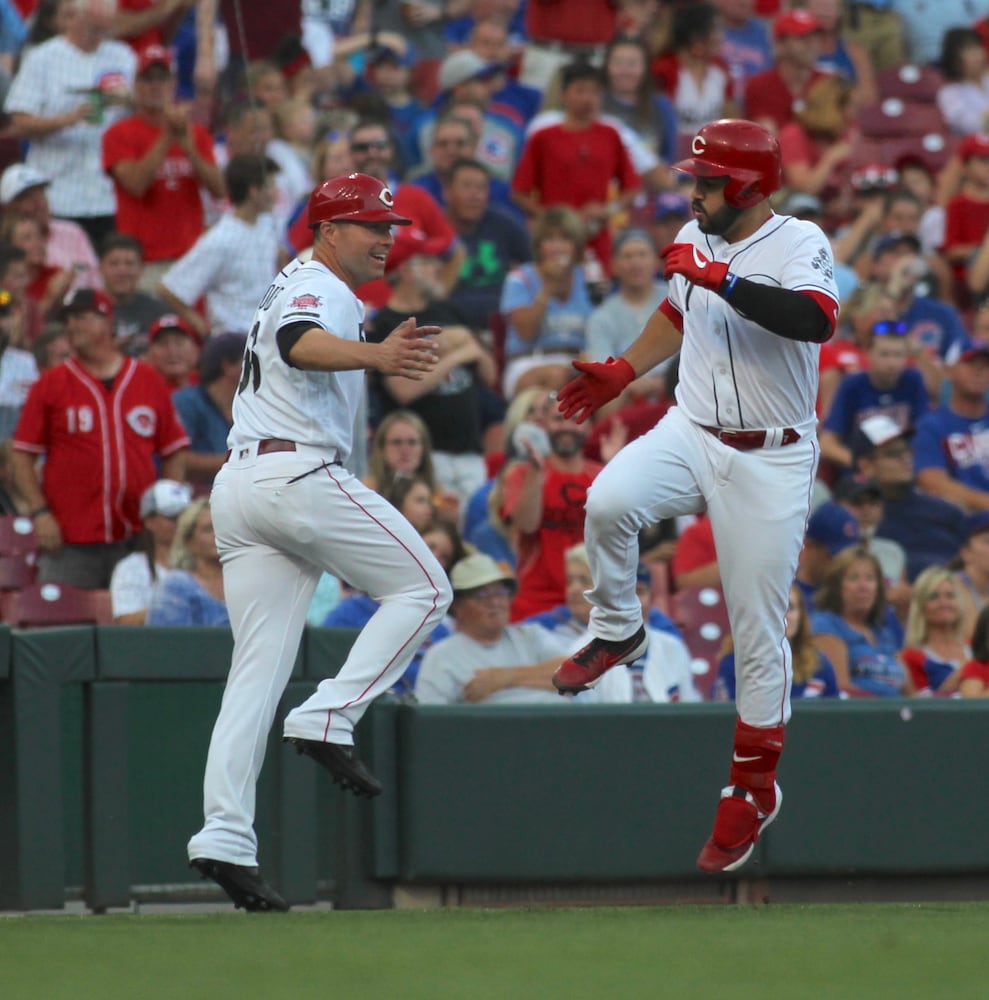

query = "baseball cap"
[449,552,517,594]
[773,10,822,39]
[850,413,912,459]
[438,50,501,92]
[955,340,989,363]
[139,479,192,519]
[833,476,883,503]
[805,501,861,556]
[59,287,113,319]
[959,134,989,163]
[367,42,415,68]
[653,191,691,221]
[612,227,654,254]
[782,192,822,217]
[0,163,50,205]
[963,511,989,541]
[149,313,201,344]
[385,228,449,275]
[137,43,174,76]
[850,163,898,193]
[872,232,921,258]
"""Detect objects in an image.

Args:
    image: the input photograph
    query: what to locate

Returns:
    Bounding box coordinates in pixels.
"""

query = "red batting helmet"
[672,120,782,210]
[307,172,412,228]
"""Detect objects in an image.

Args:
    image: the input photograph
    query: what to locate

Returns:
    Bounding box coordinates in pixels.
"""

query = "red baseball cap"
[59,287,113,319]
[385,229,449,276]
[959,134,989,163]
[773,10,821,39]
[137,44,174,76]
[149,313,201,344]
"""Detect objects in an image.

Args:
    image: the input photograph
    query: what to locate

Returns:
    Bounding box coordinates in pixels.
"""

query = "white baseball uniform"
[582,213,839,728]
[187,256,452,868]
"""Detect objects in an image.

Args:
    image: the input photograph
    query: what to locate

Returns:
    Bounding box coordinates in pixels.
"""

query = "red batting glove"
[556,357,635,424]
[660,242,730,293]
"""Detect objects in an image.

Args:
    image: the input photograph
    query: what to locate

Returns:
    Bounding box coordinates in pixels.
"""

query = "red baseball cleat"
[552,626,648,694]
[696,783,782,873]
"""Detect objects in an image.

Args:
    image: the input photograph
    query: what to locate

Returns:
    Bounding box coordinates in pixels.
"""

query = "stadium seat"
[0,514,38,556]
[1,583,113,627]
[856,99,946,139]
[876,63,943,104]
[670,584,731,700]
[410,58,443,105]
[0,552,36,591]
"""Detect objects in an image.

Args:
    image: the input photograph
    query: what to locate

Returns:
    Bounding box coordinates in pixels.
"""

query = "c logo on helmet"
[379,187,395,208]
[692,134,707,156]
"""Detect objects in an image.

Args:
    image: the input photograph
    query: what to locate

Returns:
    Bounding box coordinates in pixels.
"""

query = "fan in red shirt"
[10,288,189,588]
[743,9,830,134]
[2,212,72,321]
[942,134,989,303]
[512,61,641,274]
[102,45,224,283]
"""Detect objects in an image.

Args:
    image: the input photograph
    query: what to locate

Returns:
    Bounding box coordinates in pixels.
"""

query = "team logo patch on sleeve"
[288,293,323,311]
[810,246,833,280]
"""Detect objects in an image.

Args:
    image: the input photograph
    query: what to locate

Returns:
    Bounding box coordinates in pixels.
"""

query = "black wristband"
[718,271,740,299]
[30,505,50,518]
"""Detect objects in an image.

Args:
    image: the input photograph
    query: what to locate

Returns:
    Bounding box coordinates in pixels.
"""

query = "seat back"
[670,585,731,700]
[876,63,943,104]
[0,552,37,591]
[0,514,38,556]
[1,583,113,627]
[856,99,946,139]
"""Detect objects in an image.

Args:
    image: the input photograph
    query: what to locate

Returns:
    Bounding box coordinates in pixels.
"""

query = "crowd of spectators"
[5,0,989,702]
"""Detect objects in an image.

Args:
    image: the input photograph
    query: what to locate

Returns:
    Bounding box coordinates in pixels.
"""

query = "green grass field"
[2,902,986,1000]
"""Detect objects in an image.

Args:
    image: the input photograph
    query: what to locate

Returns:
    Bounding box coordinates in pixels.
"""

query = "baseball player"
[553,120,839,873]
[187,173,452,912]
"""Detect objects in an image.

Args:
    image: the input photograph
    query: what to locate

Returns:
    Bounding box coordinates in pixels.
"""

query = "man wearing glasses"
[415,552,570,705]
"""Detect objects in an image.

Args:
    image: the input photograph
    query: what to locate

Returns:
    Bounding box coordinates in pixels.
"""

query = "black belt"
[701,426,800,451]
[224,439,341,466]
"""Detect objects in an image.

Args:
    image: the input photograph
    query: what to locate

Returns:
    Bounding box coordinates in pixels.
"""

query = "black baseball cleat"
[189,858,290,912]
[284,736,383,798]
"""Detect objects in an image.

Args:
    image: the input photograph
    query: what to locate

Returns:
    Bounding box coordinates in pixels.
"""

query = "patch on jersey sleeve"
[287,293,323,311]
[810,245,833,280]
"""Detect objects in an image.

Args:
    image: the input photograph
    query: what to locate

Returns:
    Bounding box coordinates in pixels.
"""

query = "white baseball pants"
[582,407,818,729]
[188,444,452,867]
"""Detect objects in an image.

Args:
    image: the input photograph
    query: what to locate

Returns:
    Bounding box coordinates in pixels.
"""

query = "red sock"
[728,718,784,814]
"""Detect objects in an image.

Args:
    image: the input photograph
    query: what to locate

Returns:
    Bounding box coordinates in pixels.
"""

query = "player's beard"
[696,202,744,238]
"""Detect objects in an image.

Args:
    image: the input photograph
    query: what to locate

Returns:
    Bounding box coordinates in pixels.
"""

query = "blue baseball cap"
[653,191,690,221]
[806,501,860,555]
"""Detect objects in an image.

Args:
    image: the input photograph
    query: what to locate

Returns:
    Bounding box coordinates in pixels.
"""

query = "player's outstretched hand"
[660,243,729,292]
[556,357,635,424]
[377,317,441,379]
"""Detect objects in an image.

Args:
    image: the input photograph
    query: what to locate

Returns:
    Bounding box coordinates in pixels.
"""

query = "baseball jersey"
[161,212,280,334]
[12,358,190,544]
[228,256,365,460]
[913,406,989,492]
[4,36,137,217]
[663,214,839,435]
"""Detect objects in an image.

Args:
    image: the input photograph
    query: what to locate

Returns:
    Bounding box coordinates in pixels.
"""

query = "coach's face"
[319,219,395,287]
[690,175,743,239]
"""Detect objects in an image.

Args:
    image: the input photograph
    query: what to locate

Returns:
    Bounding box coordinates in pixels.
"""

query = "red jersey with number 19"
[12,358,190,544]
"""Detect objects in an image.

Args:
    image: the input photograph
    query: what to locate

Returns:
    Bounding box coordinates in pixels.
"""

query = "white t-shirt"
[4,35,136,216]
[109,552,170,618]
[161,212,280,335]
[415,623,569,705]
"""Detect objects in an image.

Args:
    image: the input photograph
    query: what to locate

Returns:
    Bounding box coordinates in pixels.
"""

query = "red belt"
[701,426,800,450]
[225,438,298,461]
